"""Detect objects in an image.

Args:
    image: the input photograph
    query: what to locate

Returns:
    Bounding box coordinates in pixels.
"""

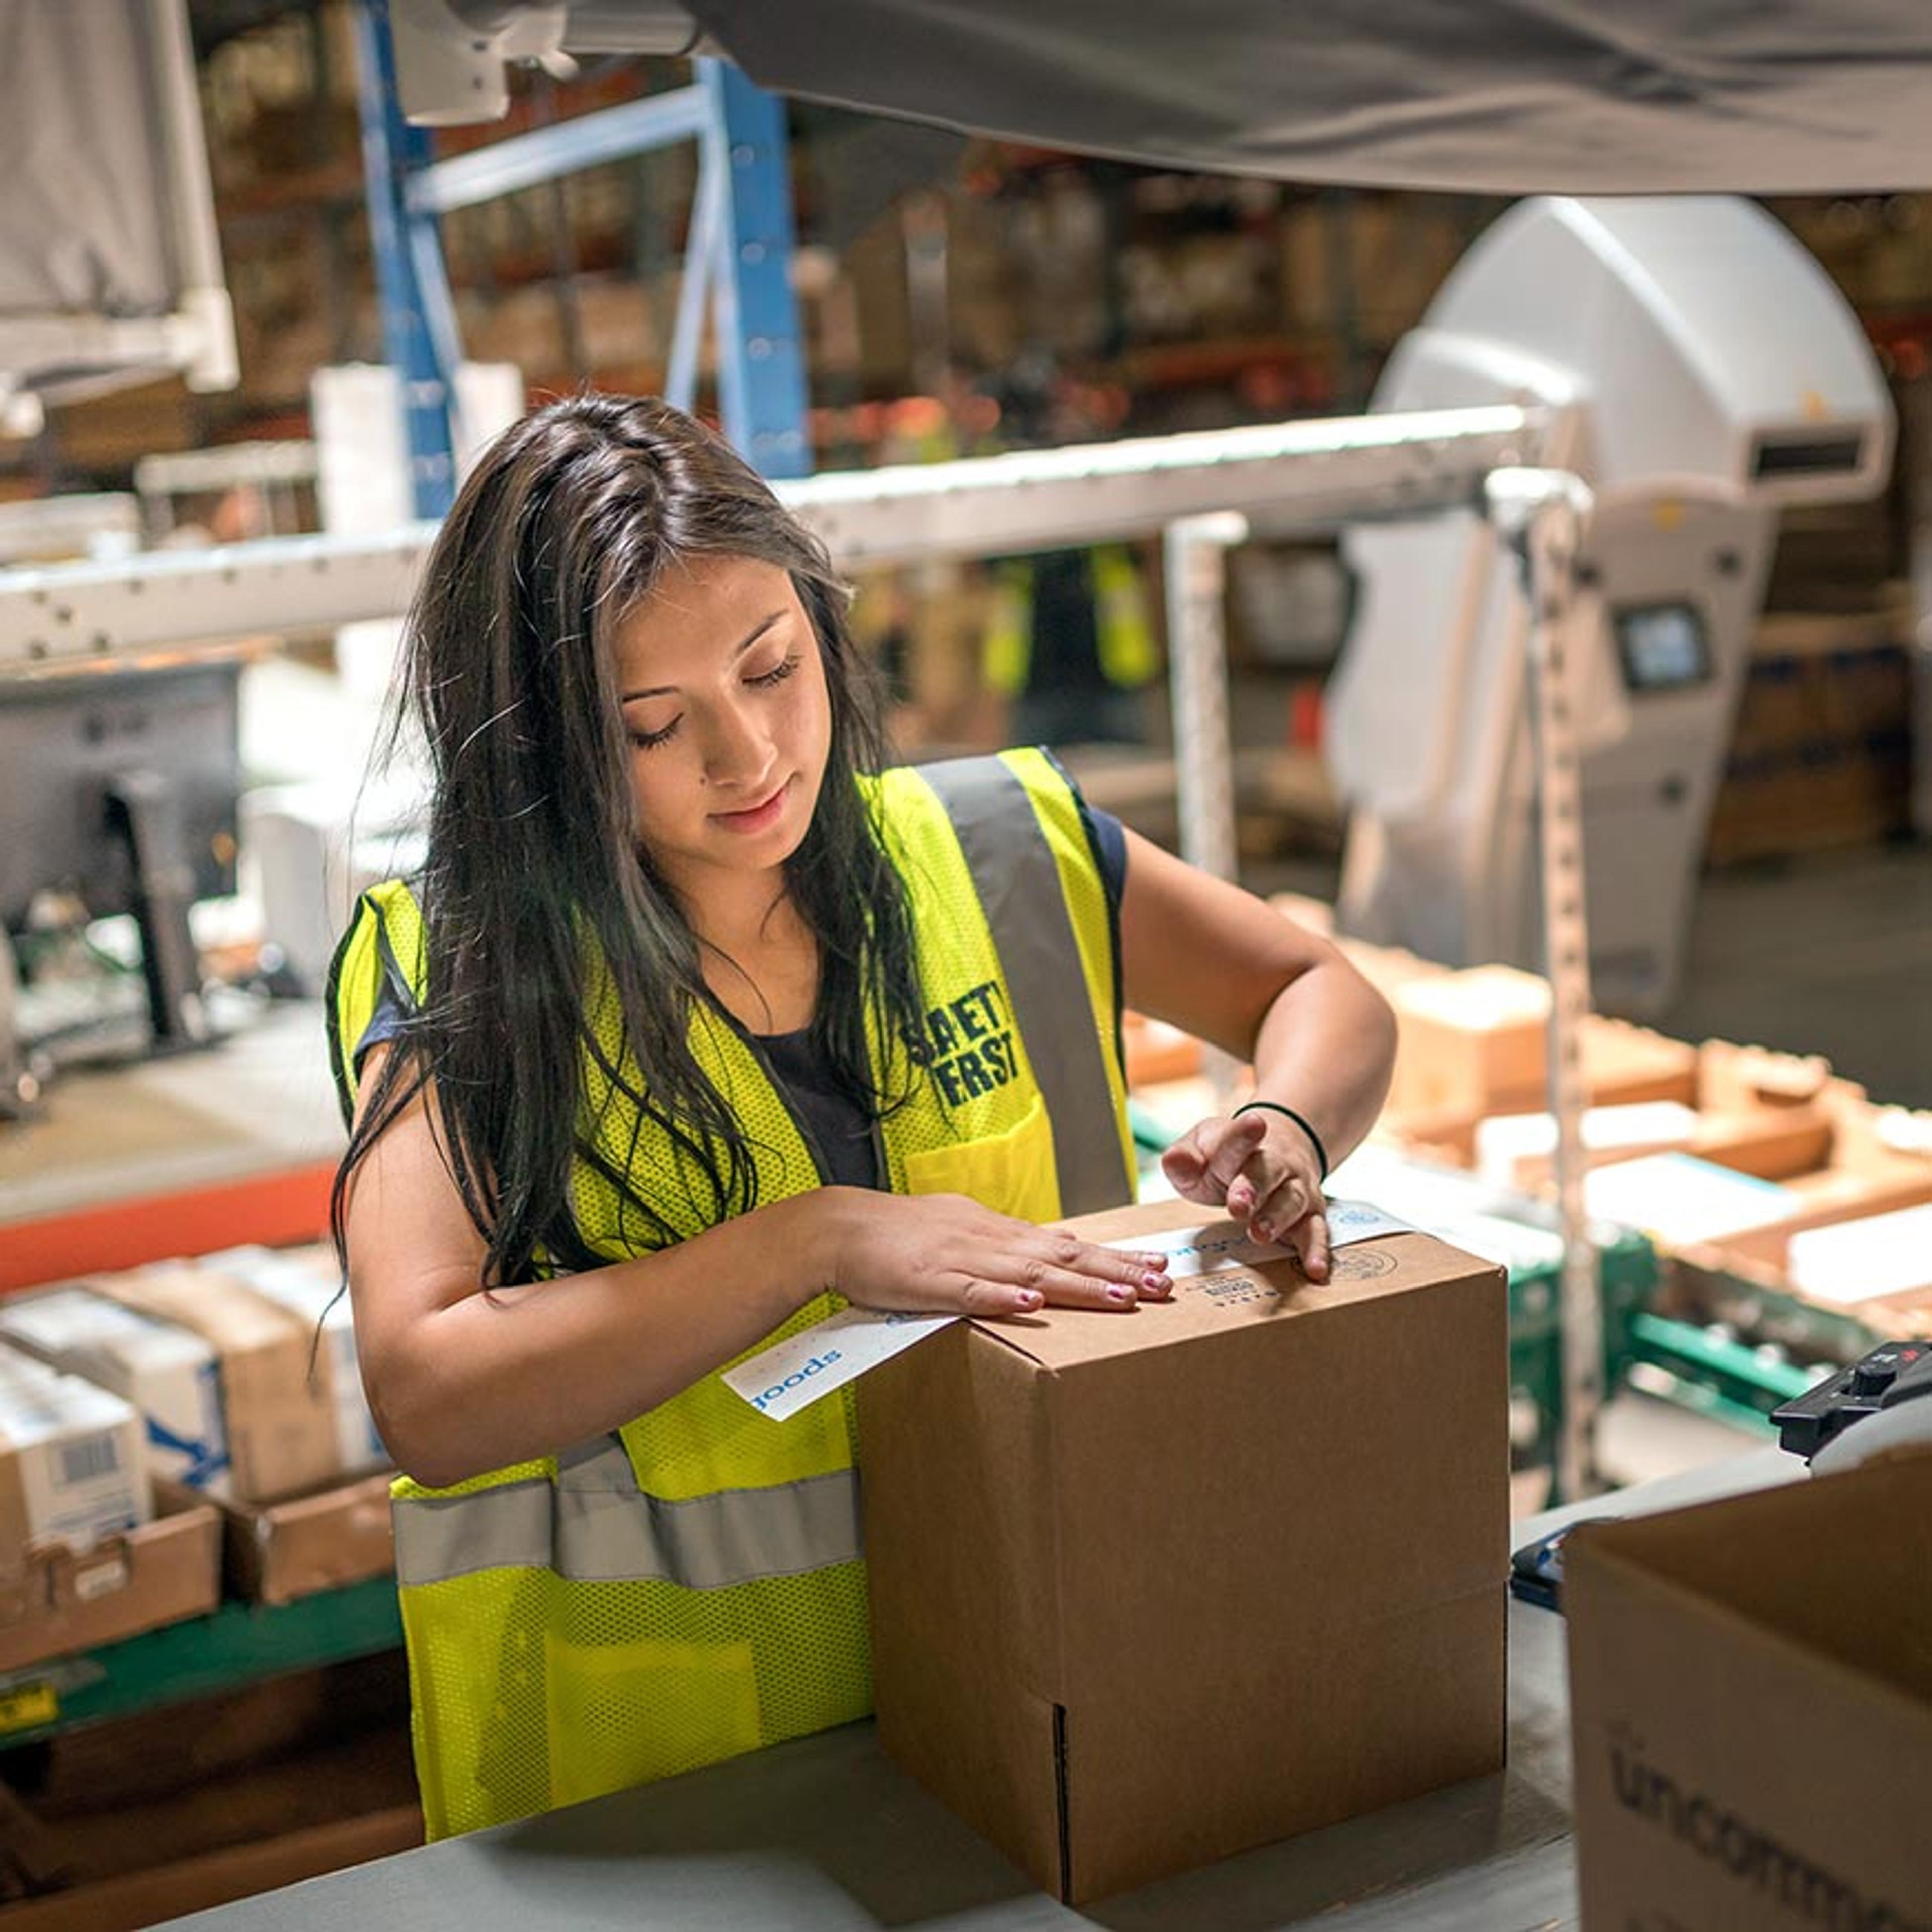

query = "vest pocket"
[544,1625,762,1810]
[899,1091,1060,1225]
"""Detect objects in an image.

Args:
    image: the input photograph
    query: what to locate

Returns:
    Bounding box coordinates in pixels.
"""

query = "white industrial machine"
[1327,196,1895,1016]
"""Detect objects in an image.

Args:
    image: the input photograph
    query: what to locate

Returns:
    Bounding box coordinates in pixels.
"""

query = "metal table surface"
[157,1449,1802,1932]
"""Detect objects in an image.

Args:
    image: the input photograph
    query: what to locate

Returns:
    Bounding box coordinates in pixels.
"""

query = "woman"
[329,393,1395,1838]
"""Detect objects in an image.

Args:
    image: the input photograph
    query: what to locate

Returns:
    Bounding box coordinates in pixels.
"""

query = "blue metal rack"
[351,1,812,510]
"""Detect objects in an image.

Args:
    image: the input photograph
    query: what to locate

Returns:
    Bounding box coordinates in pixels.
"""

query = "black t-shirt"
[745,799,1126,1190]
[352,801,1130,1196]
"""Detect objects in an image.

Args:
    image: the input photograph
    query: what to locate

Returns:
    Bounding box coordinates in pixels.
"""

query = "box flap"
[973,1199,1501,1376]
[1566,1450,1932,1710]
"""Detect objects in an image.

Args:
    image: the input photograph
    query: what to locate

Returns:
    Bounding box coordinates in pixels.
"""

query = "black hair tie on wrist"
[1232,1100,1330,1183]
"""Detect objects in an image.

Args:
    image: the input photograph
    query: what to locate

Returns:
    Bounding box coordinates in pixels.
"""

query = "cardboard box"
[0,1372,149,1568]
[858,1197,1510,1902]
[0,1287,228,1492]
[200,1245,387,1479]
[94,1266,341,1502]
[201,1472,395,1607]
[1566,1452,1932,1930]
[1385,967,1548,1115]
[1385,968,1698,1120]
[0,1484,220,1674]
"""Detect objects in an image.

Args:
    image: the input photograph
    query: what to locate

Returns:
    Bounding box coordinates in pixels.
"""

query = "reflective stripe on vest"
[394,1434,860,1590]
[916,754,1124,1216]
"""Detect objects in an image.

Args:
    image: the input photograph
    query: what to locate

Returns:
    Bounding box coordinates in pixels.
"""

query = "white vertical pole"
[1165,511,1249,1106]
[1488,465,1602,1502]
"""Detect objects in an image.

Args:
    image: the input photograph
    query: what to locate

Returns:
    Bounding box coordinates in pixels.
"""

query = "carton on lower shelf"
[858,1196,1510,1903]
[93,1265,342,1501]
[161,1470,396,1607]
[200,1244,388,1479]
[1566,1453,1932,1929]
[0,1484,220,1676]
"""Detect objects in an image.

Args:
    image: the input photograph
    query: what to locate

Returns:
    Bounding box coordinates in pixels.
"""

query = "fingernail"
[1016,1290,1043,1310]
[1142,1270,1169,1292]
[1252,1221,1273,1242]
[1106,1285,1135,1303]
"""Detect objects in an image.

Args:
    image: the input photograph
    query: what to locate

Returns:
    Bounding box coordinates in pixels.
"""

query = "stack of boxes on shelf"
[1254,896,1932,1379]
[0,1246,391,1673]
[1708,591,1919,865]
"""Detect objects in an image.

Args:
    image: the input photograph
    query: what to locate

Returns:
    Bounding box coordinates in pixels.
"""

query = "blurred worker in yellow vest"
[984,541,1160,747]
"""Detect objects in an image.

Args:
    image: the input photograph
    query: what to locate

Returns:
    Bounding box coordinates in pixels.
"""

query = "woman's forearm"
[361,1188,845,1488]
[1245,957,1397,1176]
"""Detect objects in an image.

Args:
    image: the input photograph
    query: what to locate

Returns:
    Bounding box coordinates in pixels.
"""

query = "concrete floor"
[1663,841,1932,1109]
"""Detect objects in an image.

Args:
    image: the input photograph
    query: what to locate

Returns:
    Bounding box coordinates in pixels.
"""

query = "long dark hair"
[331,393,926,1284]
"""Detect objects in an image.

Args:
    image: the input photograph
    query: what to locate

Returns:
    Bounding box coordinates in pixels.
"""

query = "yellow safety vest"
[327,750,1134,1839]
[984,544,1160,697]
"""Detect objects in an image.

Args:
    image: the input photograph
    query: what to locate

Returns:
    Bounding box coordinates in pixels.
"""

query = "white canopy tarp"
[0,2,177,318]
[0,0,234,416]
[684,0,1932,194]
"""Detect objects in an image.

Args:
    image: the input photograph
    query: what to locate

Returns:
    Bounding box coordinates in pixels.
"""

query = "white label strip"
[1106,1203,1412,1273]
[723,1198,1413,1421]
[721,1305,955,1423]
[1102,1222,1289,1275]
[1323,1198,1415,1246]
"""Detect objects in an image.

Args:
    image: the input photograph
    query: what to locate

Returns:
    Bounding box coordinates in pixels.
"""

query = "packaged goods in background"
[860,1197,1510,1903]
[1580,1153,1801,1247]
[1785,1201,1932,1306]
[0,1371,148,1560]
[0,1287,228,1491]
[94,1265,340,1500]
[201,1245,387,1477]
[1474,1100,1702,1190]
[1384,966,1698,1119]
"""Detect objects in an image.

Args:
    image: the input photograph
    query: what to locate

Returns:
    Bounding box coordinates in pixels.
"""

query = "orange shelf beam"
[0,1162,337,1295]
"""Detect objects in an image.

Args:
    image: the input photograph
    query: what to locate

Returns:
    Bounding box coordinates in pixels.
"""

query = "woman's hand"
[825,1190,1172,1318]
[1160,1111,1331,1281]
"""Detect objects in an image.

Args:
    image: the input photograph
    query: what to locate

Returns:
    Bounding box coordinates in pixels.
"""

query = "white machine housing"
[1327,196,1894,1016]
